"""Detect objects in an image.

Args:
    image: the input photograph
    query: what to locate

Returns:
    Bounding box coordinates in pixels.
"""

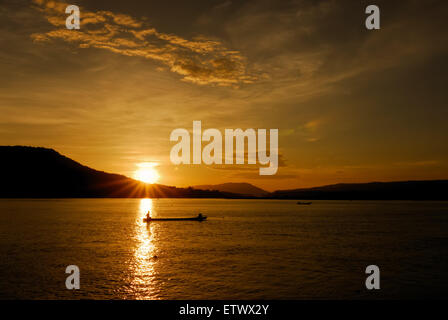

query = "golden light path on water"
[130,198,159,299]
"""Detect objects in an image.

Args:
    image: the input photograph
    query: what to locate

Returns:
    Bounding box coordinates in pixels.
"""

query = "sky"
[0,0,447,191]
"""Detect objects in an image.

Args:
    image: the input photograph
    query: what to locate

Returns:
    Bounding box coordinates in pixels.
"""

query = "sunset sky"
[0,0,447,191]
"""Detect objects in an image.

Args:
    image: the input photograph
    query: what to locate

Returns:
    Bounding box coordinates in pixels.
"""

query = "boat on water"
[143,214,207,222]
[297,201,312,205]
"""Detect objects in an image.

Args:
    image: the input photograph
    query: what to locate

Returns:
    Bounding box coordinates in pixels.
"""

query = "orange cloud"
[30,0,256,87]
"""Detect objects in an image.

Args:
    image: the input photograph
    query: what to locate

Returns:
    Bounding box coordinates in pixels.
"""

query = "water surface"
[0,199,447,299]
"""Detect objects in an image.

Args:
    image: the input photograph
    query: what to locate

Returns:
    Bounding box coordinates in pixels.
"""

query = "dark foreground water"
[0,199,447,299]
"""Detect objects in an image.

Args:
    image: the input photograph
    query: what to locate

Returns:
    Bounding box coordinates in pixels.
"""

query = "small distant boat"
[296,201,312,205]
[143,215,207,222]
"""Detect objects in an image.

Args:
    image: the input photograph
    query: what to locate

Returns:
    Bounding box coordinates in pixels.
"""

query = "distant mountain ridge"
[270,180,448,200]
[192,183,269,197]
[1,146,447,200]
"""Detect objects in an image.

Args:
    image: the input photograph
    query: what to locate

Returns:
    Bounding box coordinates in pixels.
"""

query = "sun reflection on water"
[139,198,153,216]
[131,198,159,299]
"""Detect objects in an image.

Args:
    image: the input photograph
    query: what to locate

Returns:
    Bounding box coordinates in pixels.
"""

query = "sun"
[135,168,159,183]
[134,162,160,184]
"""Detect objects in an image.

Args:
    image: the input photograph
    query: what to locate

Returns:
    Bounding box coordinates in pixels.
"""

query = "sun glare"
[134,162,160,184]
[139,198,153,215]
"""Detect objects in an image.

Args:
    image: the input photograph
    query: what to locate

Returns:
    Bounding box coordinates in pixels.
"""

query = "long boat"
[143,216,207,222]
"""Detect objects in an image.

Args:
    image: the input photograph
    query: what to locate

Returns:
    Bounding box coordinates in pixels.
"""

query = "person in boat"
[146,211,151,221]
[197,213,204,220]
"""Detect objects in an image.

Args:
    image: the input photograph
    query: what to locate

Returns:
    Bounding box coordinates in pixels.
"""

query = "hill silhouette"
[270,181,448,200]
[0,146,242,198]
[1,146,447,200]
[192,183,268,197]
